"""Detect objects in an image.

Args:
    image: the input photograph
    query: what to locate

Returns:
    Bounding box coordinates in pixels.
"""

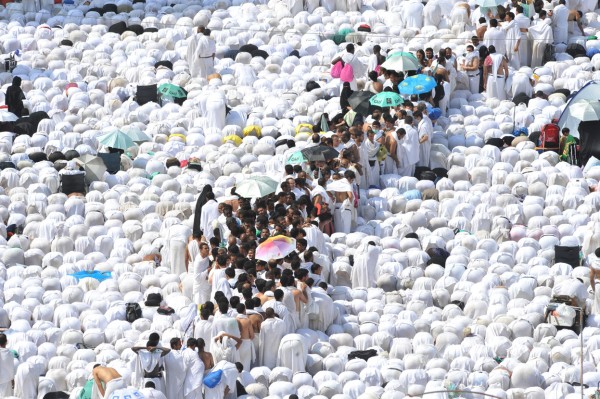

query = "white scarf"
[363,138,380,159]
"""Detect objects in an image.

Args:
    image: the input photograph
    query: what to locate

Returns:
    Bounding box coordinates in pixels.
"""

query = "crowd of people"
[2,0,600,397]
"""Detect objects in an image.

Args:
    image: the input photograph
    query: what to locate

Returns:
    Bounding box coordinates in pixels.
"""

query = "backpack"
[331,60,343,78]
[340,62,354,83]
[540,123,560,150]
[126,302,142,323]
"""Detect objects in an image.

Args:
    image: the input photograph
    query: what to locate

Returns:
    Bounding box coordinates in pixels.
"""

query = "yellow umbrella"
[296,123,313,135]
[243,125,262,137]
[169,133,187,142]
[222,135,242,146]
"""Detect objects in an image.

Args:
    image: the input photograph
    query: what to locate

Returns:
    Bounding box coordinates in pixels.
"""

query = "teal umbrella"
[121,125,151,143]
[157,83,187,99]
[98,129,135,150]
[333,28,354,45]
[287,151,308,165]
[369,92,404,107]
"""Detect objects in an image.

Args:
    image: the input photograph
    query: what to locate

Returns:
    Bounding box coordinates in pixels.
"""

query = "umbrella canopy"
[122,125,151,143]
[300,145,339,162]
[68,271,112,282]
[107,388,145,399]
[256,235,296,261]
[157,83,187,99]
[398,74,437,95]
[75,154,107,182]
[222,135,242,146]
[567,100,600,121]
[287,151,308,165]
[333,28,353,44]
[235,175,279,198]
[348,91,373,116]
[369,91,404,107]
[475,0,503,6]
[97,129,135,150]
[381,52,419,72]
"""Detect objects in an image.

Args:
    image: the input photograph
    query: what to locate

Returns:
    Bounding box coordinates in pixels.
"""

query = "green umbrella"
[97,129,135,150]
[333,28,354,45]
[287,151,308,165]
[122,125,151,143]
[381,52,419,72]
[157,83,188,99]
[235,175,280,198]
[369,92,404,107]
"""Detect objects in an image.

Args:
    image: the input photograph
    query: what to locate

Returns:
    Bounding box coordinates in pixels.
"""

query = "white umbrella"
[567,100,600,121]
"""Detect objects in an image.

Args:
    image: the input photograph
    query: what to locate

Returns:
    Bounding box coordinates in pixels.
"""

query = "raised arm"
[214,332,242,349]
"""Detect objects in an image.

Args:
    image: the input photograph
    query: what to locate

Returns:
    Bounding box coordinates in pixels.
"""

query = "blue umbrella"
[69,270,112,282]
[398,74,437,95]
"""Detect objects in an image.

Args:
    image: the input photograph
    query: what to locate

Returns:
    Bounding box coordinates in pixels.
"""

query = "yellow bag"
[376,145,388,162]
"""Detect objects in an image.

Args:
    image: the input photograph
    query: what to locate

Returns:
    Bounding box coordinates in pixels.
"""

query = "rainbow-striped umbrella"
[256,235,296,261]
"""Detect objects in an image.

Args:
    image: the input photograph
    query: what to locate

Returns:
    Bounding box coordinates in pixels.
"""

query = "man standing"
[553,0,570,44]
[400,115,419,177]
[331,44,365,91]
[200,192,220,241]
[528,10,554,67]
[257,308,287,369]
[483,45,509,100]
[414,110,433,168]
[92,365,126,398]
[0,333,15,397]
[503,12,521,68]
[515,5,531,67]
[164,338,185,399]
[188,27,215,79]
[236,304,255,371]
[360,128,381,189]
[462,44,481,94]
[183,339,205,399]
[193,242,212,305]
[483,19,507,56]
[131,337,171,395]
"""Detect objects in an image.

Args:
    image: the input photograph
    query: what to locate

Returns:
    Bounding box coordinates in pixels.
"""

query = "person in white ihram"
[92,365,127,399]
[193,241,212,305]
[187,26,215,79]
[331,44,365,91]
[0,333,15,397]
[183,338,205,399]
[589,248,600,314]
[483,45,509,101]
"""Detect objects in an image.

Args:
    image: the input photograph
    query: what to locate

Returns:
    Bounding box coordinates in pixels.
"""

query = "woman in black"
[6,76,25,117]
